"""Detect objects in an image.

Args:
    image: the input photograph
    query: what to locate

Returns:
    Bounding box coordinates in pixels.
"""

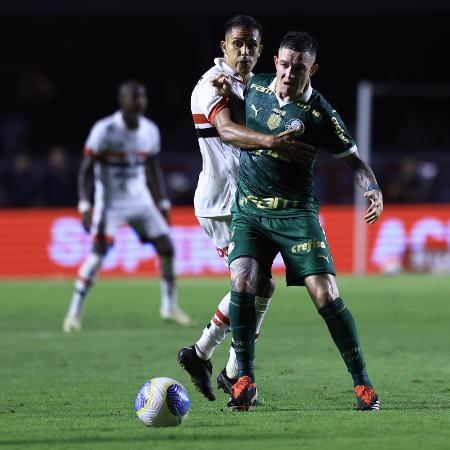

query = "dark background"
[1,0,449,206]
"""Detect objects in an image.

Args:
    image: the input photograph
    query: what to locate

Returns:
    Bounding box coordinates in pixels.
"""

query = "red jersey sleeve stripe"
[83,146,94,156]
[208,97,229,124]
[192,114,209,124]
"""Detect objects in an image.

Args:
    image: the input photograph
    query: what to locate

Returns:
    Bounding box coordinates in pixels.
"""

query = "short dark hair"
[224,15,263,37]
[279,31,318,57]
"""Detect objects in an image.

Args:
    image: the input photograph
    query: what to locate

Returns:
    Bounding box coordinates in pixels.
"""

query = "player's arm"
[210,74,316,161]
[146,155,171,224]
[213,108,316,163]
[342,151,384,224]
[77,155,95,232]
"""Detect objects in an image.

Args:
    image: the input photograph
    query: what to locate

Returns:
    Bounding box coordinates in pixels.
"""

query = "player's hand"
[210,74,233,97]
[80,211,92,233]
[272,129,317,163]
[364,189,383,224]
[160,208,172,226]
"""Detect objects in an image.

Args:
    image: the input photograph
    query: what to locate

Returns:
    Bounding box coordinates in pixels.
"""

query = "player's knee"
[312,288,335,309]
[231,275,256,294]
[93,240,111,256]
[230,269,257,294]
[256,276,275,298]
[152,235,174,258]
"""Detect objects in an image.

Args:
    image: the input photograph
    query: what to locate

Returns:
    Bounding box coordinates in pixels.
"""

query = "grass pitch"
[1,275,450,450]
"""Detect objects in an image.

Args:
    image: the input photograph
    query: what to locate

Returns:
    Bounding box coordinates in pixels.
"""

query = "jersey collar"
[268,77,313,106]
[214,57,250,83]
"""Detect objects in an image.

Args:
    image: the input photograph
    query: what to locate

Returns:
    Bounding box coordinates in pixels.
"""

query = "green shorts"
[228,211,336,286]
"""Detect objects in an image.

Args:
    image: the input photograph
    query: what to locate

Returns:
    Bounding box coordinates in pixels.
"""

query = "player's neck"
[122,112,139,129]
[275,84,303,103]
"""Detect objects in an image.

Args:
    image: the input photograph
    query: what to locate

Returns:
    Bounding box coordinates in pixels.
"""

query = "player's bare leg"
[63,240,108,332]
[150,234,193,327]
[305,274,380,411]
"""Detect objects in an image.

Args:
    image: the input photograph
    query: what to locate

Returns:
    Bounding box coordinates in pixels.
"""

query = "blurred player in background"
[63,80,193,332]
[178,15,315,401]
[213,31,383,411]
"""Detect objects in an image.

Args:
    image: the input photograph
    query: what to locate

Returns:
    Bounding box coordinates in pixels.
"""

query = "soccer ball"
[134,377,190,427]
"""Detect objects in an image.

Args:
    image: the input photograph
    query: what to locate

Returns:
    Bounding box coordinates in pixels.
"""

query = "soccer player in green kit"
[214,31,383,411]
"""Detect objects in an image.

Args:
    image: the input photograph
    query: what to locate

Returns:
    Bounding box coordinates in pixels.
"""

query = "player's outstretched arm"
[77,155,95,232]
[146,156,171,225]
[342,151,383,224]
[213,108,316,163]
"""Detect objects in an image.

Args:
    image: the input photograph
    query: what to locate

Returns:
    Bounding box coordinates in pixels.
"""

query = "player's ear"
[310,63,319,77]
[273,55,278,68]
[220,40,226,55]
[257,44,263,57]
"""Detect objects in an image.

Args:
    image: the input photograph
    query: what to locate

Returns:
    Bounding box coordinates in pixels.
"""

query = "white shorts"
[197,215,231,263]
[92,202,169,243]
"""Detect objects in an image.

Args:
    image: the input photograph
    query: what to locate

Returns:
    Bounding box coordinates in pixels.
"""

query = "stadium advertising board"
[0,206,449,277]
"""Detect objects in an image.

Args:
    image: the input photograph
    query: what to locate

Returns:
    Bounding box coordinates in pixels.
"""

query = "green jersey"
[234,73,356,217]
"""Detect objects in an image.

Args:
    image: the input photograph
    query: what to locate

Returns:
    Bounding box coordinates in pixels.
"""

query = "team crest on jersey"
[267,113,282,130]
[285,118,305,137]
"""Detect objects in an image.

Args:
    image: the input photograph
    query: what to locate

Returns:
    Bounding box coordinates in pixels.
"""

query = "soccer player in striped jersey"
[63,81,193,332]
[213,31,383,411]
[178,16,315,401]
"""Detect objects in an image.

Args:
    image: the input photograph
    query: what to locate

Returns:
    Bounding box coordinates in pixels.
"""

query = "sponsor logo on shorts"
[291,239,326,254]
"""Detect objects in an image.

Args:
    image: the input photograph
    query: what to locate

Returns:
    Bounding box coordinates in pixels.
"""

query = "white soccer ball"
[134,377,190,427]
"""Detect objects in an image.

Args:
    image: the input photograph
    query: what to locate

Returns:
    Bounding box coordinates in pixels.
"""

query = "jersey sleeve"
[196,78,234,124]
[83,121,106,156]
[317,102,357,159]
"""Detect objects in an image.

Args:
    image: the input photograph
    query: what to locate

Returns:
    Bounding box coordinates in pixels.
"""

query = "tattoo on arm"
[343,152,380,191]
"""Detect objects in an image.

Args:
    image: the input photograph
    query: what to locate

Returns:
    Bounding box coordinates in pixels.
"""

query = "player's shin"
[229,292,256,381]
[318,297,372,387]
[64,252,102,331]
[224,295,271,380]
[160,254,176,311]
[195,292,231,360]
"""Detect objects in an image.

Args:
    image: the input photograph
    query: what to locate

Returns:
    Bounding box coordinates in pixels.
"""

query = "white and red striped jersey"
[191,58,250,218]
[84,111,160,209]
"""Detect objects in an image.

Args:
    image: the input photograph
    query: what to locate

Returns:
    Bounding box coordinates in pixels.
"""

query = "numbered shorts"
[92,202,169,244]
[228,212,336,286]
[197,215,232,264]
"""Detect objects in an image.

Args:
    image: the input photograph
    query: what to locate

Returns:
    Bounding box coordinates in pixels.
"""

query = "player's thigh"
[228,213,278,278]
[129,203,169,241]
[276,215,336,286]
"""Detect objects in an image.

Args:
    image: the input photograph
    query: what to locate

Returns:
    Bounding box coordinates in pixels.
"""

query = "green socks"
[230,291,256,382]
[318,297,372,387]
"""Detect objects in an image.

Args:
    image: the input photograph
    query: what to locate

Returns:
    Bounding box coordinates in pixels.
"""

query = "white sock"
[225,345,239,380]
[66,253,102,319]
[255,296,271,335]
[195,292,231,361]
[224,296,272,380]
[160,279,177,313]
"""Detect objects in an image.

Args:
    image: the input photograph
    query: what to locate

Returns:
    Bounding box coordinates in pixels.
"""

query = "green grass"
[1,275,450,450]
